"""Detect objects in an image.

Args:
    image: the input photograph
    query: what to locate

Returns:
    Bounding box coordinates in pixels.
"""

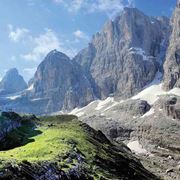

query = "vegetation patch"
[0,114,157,179]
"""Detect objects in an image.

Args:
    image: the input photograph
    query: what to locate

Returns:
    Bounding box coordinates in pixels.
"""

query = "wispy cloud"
[8,24,29,42]
[73,30,89,41]
[53,0,133,17]
[22,29,61,62]
[21,29,77,62]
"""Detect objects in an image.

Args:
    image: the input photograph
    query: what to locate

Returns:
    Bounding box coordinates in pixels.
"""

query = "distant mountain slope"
[0,68,27,95]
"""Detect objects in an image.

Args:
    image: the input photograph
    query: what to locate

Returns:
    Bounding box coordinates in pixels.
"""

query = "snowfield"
[69,97,119,117]
[131,72,180,105]
[131,83,180,105]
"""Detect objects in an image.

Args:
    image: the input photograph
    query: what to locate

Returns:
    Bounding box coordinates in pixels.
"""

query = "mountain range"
[0,6,179,115]
[0,2,180,180]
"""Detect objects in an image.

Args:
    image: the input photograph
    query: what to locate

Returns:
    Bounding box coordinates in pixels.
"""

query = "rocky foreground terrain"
[69,92,180,180]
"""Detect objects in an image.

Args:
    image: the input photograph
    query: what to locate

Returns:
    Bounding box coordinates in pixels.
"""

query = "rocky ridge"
[163,2,180,90]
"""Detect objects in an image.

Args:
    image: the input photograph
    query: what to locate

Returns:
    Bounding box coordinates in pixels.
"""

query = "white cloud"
[73,30,89,41]
[54,0,85,12]
[22,29,61,62]
[21,29,77,62]
[8,24,29,42]
[90,0,129,17]
[53,0,133,17]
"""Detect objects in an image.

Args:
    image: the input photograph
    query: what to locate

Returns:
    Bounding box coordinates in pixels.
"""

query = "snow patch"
[30,98,42,102]
[131,72,180,105]
[7,94,22,100]
[129,47,150,61]
[69,97,121,117]
[27,84,34,91]
[127,140,148,155]
[76,112,85,117]
[95,97,114,110]
[141,108,155,118]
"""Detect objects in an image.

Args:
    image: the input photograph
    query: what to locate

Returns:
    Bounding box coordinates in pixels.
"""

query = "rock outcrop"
[163,2,180,90]
[74,8,170,99]
[154,95,180,120]
[0,112,22,141]
[0,68,27,95]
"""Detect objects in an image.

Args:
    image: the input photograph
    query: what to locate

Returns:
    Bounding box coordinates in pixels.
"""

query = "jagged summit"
[27,49,94,113]
[43,50,70,63]
[75,7,170,99]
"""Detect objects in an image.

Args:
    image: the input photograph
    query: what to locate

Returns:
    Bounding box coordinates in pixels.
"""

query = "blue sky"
[0,0,176,82]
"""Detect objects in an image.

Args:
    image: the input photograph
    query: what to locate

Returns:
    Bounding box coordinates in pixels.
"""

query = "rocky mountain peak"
[0,68,27,95]
[6,68,18,76]
[28,50,94,113]
[75,8,170,99]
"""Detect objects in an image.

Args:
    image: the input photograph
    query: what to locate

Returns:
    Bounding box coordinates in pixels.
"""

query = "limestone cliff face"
[0,68,27,95]
[30,50,94,112]
[74,8,170,99]
[163,2,180,90]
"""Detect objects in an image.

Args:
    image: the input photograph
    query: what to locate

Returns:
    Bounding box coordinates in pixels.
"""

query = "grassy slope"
[0,115,97,161]
[0,115,157,179]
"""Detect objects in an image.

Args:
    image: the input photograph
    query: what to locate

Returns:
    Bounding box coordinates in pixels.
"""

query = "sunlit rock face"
[0,68,27,95]
[163,2,180,90]
[74,8,170,99]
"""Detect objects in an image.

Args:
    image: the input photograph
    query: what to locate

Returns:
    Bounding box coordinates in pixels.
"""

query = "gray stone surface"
[74,8,170,99]
[163,3,180,90]
[77,95,180,180]
[30,50,94,112]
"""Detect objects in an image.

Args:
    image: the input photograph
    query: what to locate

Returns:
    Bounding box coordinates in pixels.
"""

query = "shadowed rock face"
[29,50,94,112]
[74,8,170,99]
[0,68,27,95]
[163,4,180,90]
